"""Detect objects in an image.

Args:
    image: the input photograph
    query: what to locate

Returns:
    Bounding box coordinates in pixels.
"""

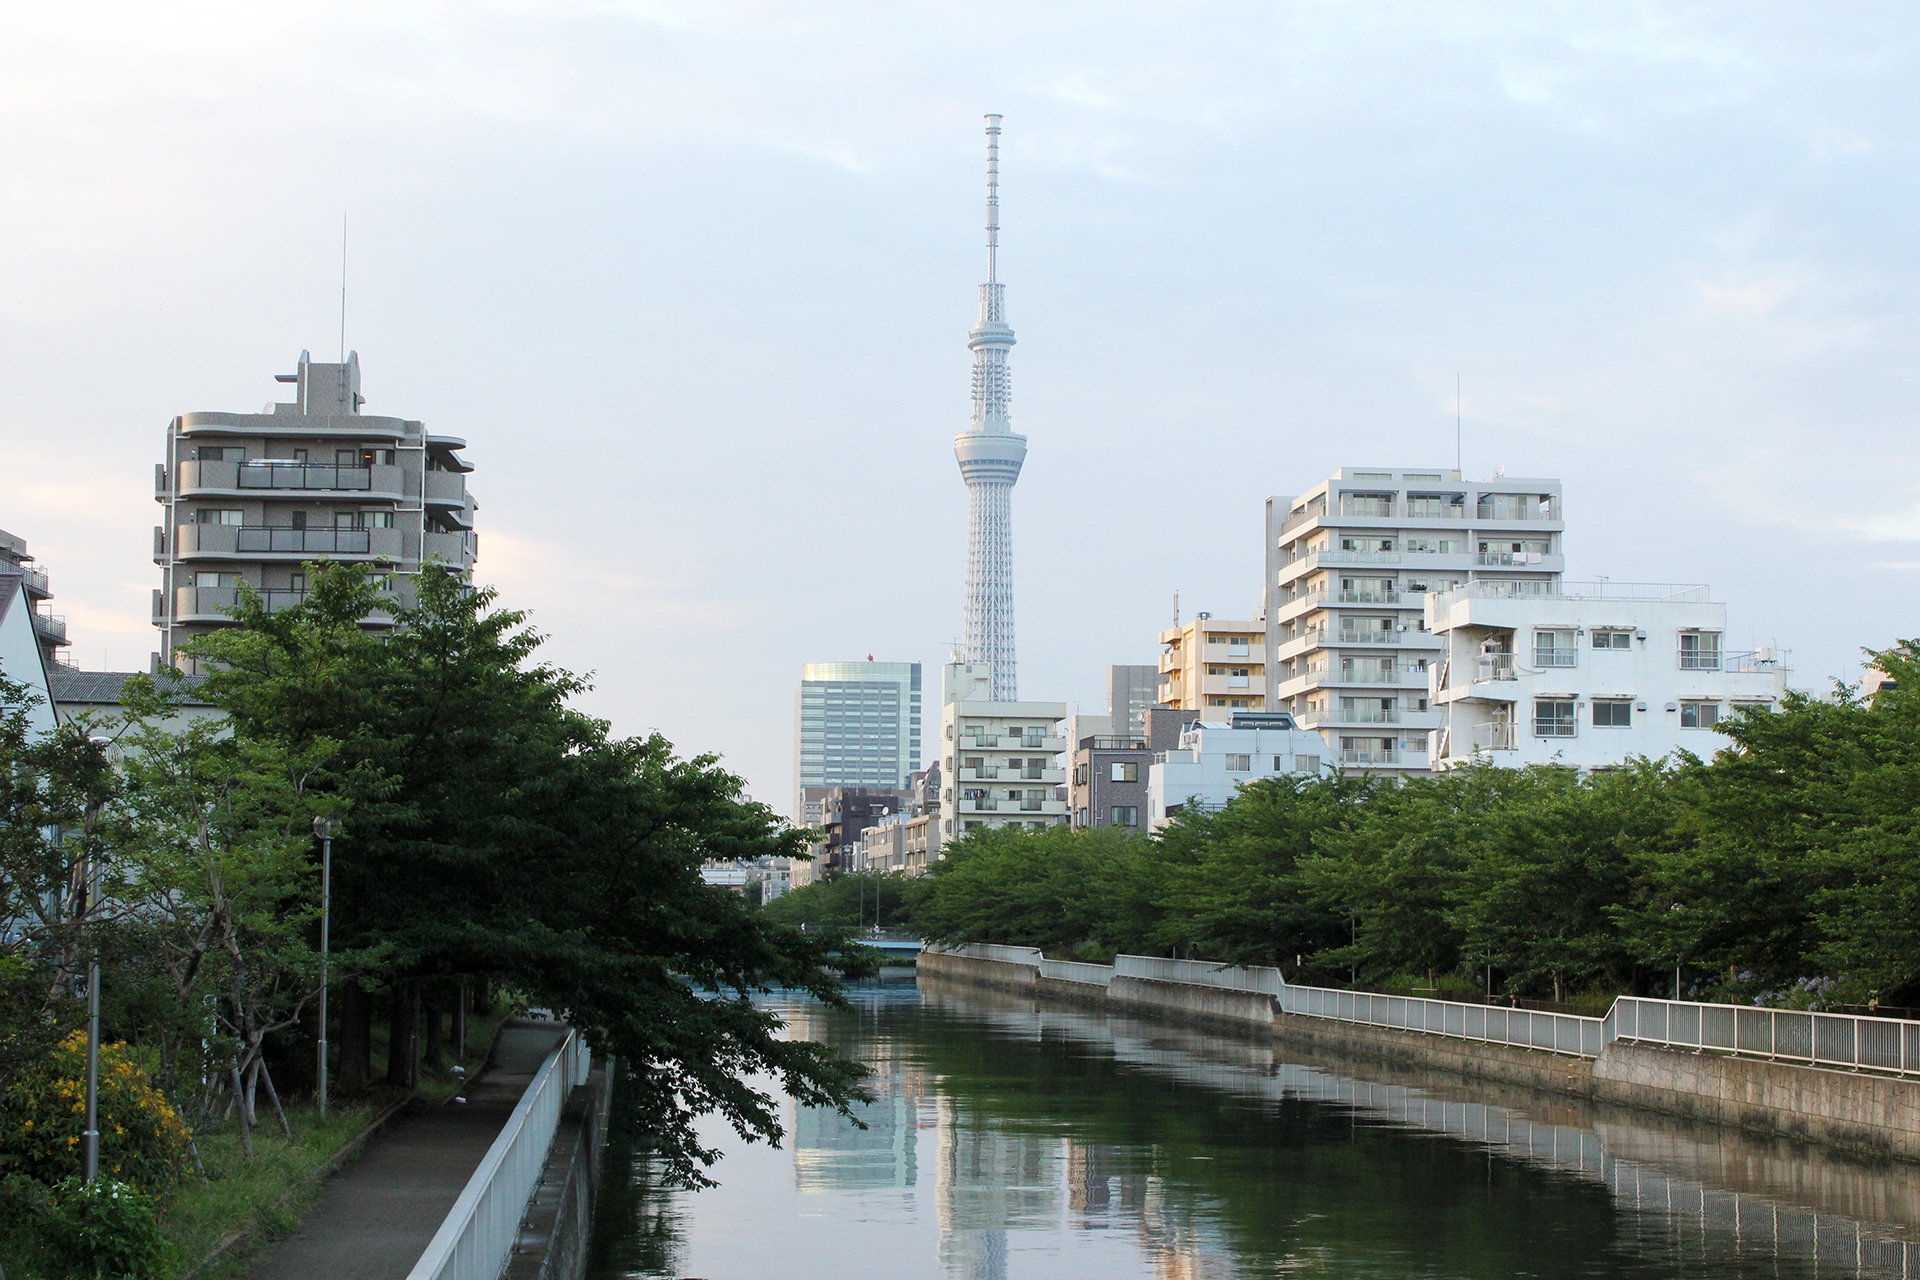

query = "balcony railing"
[31,612,67,645]
[1079,737,1147,750]
[1476,550,1552,566]
[1339,748,1399,765]
[1477,655,1517,681]
[1019,768,1047,780]
[967,767,1000,779]
[1019,799,1046,811]
[1476,500,1557,521]
[1309,549,1401,566]
[1337,631,1401,645]
[969,799,1000,812]
[1678,650,1722,671]
[1280,503,1327,534]
[1341,499,1396,518]
[1472,723,1518,751]
[1722,649,1788,674]
[1335,709,1400,724]
[16,566,49,597]
[1532,649,1578,669]
[1405,501,1467,519]
[236,463,373,491]
[1335,590,1400,604]
[236,526,374,554]
[1340,667,1399,684]
[963,734,1000,747]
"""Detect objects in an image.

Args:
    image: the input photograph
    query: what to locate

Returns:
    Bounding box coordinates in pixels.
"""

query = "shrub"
[39,1175,171,1277]
[0,1032,192,1196]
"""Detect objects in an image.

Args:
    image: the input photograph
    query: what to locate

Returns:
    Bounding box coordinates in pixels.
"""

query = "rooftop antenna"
[1455,373,1461,475]
[339,212,348,367]
[1173,590,1180,627]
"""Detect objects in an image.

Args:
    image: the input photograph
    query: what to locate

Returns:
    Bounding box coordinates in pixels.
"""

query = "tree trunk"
[453,983,468,1062]
[339,978,372,1089]
[259,1060,294,1141]
[231,1066,254,1158]
[384,983,413,1087]
[423,987,445,1070]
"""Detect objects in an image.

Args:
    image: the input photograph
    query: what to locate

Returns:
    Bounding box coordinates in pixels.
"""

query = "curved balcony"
[173,524,404,561]
[176,460,408,500]
[171,585,401,626]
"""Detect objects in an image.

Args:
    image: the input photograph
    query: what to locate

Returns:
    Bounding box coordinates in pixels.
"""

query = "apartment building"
[1147,713,1331,831]
[1266,467,1564,774]
[938,660,1069,840]
[0,529,71,670]
[1426,581,1789,770]
[793,660,923,823]
[1070,705,1187,831]
[152,351,477,668]
[1158,615,1267,716]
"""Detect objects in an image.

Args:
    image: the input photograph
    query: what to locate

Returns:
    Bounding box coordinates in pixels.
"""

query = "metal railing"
[1338,631,1401,645]
[407,1029,591,1280]
[237,463,374,491]
[1611,998,1920,1074]
[1335,589,1400,604]
[1339,748,1399,765]
[236,526,373,554]
[935,944,1920,1080]
[1476,655,1517,681]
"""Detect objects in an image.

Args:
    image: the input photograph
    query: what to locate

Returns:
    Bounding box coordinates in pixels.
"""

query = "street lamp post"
[313,816,337,1119]
[80,860,100,1183]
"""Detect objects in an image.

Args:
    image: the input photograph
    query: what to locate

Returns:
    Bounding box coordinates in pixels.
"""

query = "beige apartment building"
[1157,615,1267,717]
[938,660,1069,839]
[152,351,476,668]
[1265,467,1564,773]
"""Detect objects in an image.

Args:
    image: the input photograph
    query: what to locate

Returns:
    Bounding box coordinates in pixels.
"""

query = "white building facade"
[1427,582,1789,770]
[1147,716,1331,831]
[1267,467,1565,775]
[938,660,1068,841]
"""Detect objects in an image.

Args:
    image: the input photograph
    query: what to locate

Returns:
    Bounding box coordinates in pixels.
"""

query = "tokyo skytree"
[954,114,1026,701]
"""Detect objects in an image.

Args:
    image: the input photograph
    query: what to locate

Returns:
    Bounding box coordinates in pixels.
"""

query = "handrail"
[406,1028,591,1280]
[931,945,1920,1075]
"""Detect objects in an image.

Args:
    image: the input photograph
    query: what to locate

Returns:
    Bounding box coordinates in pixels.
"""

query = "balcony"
[31,612,67,646]
[1339,667,1400,684]
[1080,737,1147,751]
[1341,498,1397,518]
[1298,549,1401,568]
[1475,550,1553,566]
[962,766,1000,779]
[1477,655,1517,681]
[961,734,1001,747]
[1280,502,1328,534]
[1336,631,1401,645]
[1019,799,1046,812]
[1405,501,1467,520]
[172,585,400,625]
[1334,590,1400,605]
[1339,748,1399,765]
[1475,499,1558,521]
[425,470,469,506]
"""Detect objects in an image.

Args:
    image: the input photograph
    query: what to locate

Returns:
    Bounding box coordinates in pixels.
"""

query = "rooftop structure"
[1426,581,1790,769]
[1267,467,1565,774]
[152,351,476,670]
[955,115,1026,701]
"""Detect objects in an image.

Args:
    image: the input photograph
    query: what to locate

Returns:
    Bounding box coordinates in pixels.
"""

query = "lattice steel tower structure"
[954,113,1026,701]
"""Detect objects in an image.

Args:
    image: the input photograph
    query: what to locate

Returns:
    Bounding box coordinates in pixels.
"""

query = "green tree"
[905,824,1153,959]
[0,670,119,1096]
[184,564,871,1183]
[760,873,914,931]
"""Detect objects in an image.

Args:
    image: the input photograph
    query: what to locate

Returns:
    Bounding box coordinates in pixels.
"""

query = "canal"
[588,972,1920,1279]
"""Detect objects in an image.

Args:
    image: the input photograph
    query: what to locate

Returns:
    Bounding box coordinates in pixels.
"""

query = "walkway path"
[247,1020,567,1280]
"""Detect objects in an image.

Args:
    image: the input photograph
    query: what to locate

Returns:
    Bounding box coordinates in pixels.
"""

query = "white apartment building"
[1267,467,1564,774]
[1426,582,1789,770]
[1158,615,1267,716]
[938,660,1069,840]
[1147,715,1330,831]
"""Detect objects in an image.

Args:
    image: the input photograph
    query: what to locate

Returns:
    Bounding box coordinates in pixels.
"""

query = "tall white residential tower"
[954,114,1026,702]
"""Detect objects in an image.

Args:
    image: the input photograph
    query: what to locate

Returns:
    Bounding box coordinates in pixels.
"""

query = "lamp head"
[312,815,339,839]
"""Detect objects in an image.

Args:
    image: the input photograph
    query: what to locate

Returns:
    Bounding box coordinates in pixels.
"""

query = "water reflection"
[589,974,1920,1279]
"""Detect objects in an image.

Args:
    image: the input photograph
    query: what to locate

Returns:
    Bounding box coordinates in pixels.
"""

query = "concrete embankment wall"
[505,1061,615,1280]
[926,950,1920,1163]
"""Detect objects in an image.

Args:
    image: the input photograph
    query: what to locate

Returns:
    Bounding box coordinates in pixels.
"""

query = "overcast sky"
[4,2,1916,815]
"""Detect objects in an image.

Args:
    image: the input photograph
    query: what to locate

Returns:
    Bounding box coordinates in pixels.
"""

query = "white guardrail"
[406,1028,592,1280]
[930,944,1920,1074]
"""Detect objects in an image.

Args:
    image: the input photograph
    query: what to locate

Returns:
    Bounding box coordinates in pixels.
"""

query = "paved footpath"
[247,1020,567,1280]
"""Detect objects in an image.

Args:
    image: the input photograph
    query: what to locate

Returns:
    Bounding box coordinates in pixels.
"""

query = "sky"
[3,2,1917,815]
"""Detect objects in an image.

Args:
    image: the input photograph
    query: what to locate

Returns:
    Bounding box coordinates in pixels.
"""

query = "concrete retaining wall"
[925,955,1920,1164]
[505,1061,614,1280]
[1594,1041,1920,1161]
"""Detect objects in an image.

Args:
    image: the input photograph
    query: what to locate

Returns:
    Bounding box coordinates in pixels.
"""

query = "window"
[1209,698,1229,707]
[1681,701,1721,729]
[1592,629,1632,649]
[1295,755,1320,774]
[1208,635,1227,644]
[1679,633,1722,670]
[290,511,307,530]
[1224,753,1251,772]
[964,821,982,831]
[194,571,235,587]
[196,509,243,525]
[1593,700,1632,727]
[195,446,236,461]
[1110,761,1138,783]
[362,510,394,528]
[1075,806,1088,826]
[1072,763,1088,785]
[1533,700,1576,737]
[1028,822,1049,831]
[1534,630,1577,668]
[1272,755,1288,771]
[1109,806,1139,828]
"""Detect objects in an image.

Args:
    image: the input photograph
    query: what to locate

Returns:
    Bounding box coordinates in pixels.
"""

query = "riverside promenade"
[249,1020,567,1280]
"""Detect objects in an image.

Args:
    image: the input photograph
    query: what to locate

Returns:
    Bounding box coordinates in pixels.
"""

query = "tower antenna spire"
[954,114,1027,702]
[985,113,1001,285]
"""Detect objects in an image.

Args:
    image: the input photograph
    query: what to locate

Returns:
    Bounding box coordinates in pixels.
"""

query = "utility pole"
[313,815,337,1118]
